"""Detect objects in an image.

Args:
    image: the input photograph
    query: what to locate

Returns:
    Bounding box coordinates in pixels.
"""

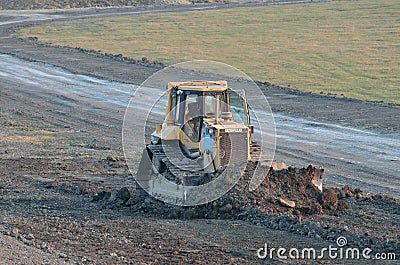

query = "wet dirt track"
[1,54,398,198]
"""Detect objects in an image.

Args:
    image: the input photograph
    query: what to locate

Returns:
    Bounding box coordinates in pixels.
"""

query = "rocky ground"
[1,69,398,263]
[0,3,399,264]
[0,146,398,263]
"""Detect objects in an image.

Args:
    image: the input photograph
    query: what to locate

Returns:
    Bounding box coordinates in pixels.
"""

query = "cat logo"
[225,128,243,133]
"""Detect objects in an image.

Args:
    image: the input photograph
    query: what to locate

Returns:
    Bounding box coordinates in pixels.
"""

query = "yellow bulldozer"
[135,81,323,204]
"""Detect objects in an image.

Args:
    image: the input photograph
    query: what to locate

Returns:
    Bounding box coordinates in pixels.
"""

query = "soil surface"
[0,3,399,264]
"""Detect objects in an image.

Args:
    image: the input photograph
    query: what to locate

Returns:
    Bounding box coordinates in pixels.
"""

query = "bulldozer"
[135,80,324,205]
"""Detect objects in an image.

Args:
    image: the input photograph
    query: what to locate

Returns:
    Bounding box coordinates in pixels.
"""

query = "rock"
[342,185,355,197]
[91,190,110,202]
[373,194,396,202]
[337,201,349,210]
[11,228,19,238]
[103,191,112,201]
[108,190,118,203]
[338,190,346,199]
[19,236,28,244]
[219,203,233,214]
[354,188,367,199]
[106,156,118,162]
[26,233,35,240]
[271,161,287,170]
[45,180,60,189]
[183,209,196,219]
[279,198,296,208]
[354,188,369,199]
[322,188,338,210]
[355,193,364,199]
[124,196,140,207]
[116,187,131,204]
[293,209,301,216]
[59,253,68,259]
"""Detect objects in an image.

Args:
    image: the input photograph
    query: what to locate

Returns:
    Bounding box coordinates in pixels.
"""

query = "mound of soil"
[91,164,354,220]
[83,164,400,254]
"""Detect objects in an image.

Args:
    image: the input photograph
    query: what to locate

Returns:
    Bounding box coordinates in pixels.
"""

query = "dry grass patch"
[18,0,400,103]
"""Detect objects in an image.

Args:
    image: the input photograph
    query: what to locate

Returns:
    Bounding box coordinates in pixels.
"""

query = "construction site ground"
[0,4,399,264]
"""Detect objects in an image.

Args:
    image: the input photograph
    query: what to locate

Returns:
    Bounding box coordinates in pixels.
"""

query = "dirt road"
[0,3,399,264]
[1,54,398,197]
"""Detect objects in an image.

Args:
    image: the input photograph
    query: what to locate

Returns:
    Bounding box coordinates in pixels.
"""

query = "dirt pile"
[90,165,354,219]
[81,165,399,253]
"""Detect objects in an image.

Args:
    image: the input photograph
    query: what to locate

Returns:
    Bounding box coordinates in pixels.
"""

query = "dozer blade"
[148,174,186,205]
[310,167,324,192]
[135,148,153,198]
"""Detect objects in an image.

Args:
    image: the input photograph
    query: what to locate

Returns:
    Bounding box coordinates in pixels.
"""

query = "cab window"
[230,91,248,125]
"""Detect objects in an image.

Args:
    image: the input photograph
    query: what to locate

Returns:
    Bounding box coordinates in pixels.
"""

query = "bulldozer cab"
[149,81,252,174]
[165,81,250,143]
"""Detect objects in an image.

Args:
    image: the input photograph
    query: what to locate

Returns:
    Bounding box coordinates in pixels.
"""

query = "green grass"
[18,0,400,104]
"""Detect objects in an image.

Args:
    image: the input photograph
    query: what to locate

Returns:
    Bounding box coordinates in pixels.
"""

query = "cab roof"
[168,81,228,92]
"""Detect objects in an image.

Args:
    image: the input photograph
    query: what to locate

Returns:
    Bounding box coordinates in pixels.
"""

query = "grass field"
[18,0,400,104]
